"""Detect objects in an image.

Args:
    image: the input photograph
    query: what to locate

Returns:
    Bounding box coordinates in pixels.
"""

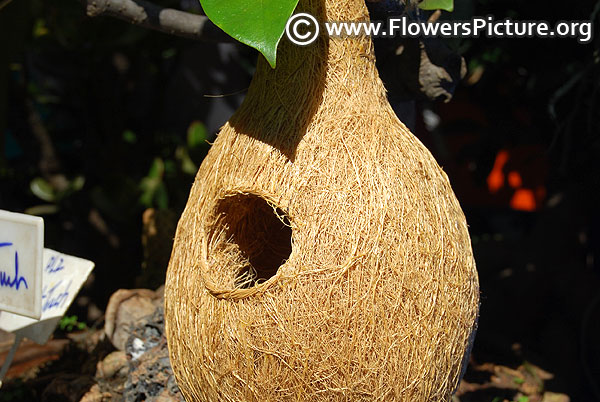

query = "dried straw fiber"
[164,0,480,400]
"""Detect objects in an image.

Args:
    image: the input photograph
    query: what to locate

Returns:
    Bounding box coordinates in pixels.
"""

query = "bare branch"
[81,0,232,42]
[0,0,15,12]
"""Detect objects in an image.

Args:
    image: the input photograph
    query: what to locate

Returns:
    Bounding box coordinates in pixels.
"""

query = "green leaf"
[59,315,86,332]
[139,158,169,209]
[69,176,86,192]
[25,204,60,216]
[139,177,160,207]
[147,158,165,179]
[164,159,177,176]
[122,129,137,144]
[419,0,454,12]
[30,177,56,202]
[176,146,198,175]
[187,121,207,149]
[32,18,49,38]
[199,0,300,68]
[162,48,177,59]
[154,182,169,210]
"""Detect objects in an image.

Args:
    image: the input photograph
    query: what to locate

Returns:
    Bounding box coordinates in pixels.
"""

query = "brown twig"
[80,0,232,42]
[0,0,14,12]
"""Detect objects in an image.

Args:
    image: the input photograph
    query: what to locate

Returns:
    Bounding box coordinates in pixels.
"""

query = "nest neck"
[227,0,388,155]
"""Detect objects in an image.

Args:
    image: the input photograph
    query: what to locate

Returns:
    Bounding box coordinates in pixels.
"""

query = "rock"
[104,288,162,351]
[79,384,113,402]
[123,307,183,401]
[88,288,183,402]
[96,350,127,379]
[543,392,570,402]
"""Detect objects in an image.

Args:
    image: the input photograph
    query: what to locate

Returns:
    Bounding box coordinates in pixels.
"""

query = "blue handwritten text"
[0,243,28,290]
[45,255,65,274]
[42,279,71,312]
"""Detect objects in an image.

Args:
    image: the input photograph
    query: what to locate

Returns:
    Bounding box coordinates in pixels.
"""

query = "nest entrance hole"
[213,194,292,289]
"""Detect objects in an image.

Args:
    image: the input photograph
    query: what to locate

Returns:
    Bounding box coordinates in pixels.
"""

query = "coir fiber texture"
[165,0,480,400]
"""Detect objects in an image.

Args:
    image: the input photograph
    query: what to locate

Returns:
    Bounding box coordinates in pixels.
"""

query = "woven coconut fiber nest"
[164,0,480,400]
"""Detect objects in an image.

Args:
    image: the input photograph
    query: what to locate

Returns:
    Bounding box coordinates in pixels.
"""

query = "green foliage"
[513,376,525,385]
[27,176,85,215]
[419,0,454,12]
[177,121,207,175]
[30,177,55,202]
[58,315,87,332]
[199,0,300,68]
[138,121,209,210]
[187,121,207,149]
[122,129,137,144]
[32,18,49,38]
[30,176,85,203]
[139,158,169,210]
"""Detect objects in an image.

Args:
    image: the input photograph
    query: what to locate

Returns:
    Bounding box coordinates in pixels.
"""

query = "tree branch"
[81,0,232,42]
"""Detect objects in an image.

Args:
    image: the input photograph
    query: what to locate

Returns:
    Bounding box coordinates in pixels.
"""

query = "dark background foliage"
[0,0,599,400]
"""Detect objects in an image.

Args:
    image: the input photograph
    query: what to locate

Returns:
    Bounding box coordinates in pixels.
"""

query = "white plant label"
[0,248,94,344]
[0,210,44,319]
